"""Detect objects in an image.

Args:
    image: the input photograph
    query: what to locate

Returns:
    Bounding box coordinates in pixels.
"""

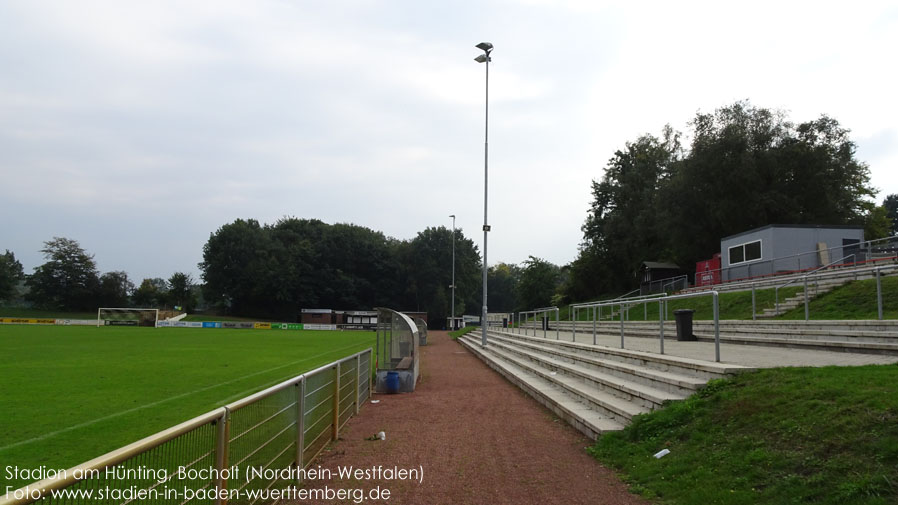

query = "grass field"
[590,365,898,505]
[0,324,375,489]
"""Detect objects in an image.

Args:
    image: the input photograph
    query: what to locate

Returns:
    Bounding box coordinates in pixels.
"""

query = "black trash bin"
[674,309,696,341]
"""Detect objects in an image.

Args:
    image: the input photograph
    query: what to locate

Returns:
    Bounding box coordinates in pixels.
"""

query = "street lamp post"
[449,214,456,331]
[475,41,492,347]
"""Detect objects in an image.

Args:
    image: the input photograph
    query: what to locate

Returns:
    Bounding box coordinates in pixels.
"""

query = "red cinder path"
[296,330,649,505]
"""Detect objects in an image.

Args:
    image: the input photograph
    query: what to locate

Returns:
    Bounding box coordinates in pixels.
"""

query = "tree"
[0,250,24,303]
[133,278,168,308]
[516,256,561,311]
[570,101,876,302]
[26,237,100,310]
[399,226,481,326]
[487,262,521,313]
[884,194,898,236]
[97,271,134,307]
[864,206,892,241]
[662,103,874,270]
[168,272,197,312]
[572,128,681,296]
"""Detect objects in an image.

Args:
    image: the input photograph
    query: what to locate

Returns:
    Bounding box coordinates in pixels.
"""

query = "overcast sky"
[2,0,897,282]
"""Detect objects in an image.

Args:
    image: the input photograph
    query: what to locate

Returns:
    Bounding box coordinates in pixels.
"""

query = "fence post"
[215,409,230,505]
[592,306,597,345]
[619,303,625,349]
[332,363,340,440]
[295,379,305,483]
[555,308,561,340]
[355,354,361,415]
[659,300,664,355]
[713,291,721,362]
[804,276,810,321]
[877,268,883,320]
[751,282,758,321]
[571,307,575,341]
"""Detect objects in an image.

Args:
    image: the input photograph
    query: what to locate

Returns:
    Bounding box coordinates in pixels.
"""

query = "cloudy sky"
[2,0,897,282]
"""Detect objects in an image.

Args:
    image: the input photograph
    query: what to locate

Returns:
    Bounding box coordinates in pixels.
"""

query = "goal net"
[97,308,159,327]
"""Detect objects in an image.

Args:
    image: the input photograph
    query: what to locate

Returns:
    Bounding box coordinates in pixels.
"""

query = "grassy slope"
[0,325,374,487]
[590,365,898,505]
[557,286,803,321]
[778,276,898,320]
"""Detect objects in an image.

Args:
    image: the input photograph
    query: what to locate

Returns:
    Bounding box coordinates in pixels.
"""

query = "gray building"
[720,224,864,281]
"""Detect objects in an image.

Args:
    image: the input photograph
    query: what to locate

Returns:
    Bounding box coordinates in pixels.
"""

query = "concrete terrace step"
[484,332,705,396]
[481,336,689,410]
[467,338,649,424]
[494,330,752,380]
[557,320,898,345]
[459,331,753,440]
[457,336,625,439]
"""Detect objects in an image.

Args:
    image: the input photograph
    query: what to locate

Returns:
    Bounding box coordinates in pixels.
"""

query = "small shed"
[639,261,683,295]
[720,224,864,281]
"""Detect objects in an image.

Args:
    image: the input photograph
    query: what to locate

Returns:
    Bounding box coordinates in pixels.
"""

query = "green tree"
[571,101,876,302]
[0,250,24,303]
[517,256,561,311]
[572,128,680,296]
[663,103,874,269]
[25,237,100,310]
[487,262,521,313]
[864,206,892,241]
[133,278,168,308]
[97,271,134,307]
[168,272,197,312]
[400,226,481,326]
[884,194,898,235]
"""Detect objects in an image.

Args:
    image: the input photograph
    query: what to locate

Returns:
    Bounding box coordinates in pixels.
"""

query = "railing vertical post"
[713,292,721,362]
[215,409,230,505]
[556,308,560,340]
[804,276,810,321]
[751,282,758,321]
[592,306,597,345]
[332,363,340,440]
[659,300,664,355]
[775,287,779,315]
[644,302,647,321]
[355,354,361,415]
[877,268,883,320]
[295,378,305,483]
[571,307,575,340]
[619,303,625,349]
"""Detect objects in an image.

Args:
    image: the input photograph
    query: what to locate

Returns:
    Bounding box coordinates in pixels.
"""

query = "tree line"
[563,101,896,302]
[199,217,565,324]
[0,238,197,312]
[1,221,567,325]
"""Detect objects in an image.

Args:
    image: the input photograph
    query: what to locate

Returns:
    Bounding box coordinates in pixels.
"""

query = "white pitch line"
[0,343,365,452]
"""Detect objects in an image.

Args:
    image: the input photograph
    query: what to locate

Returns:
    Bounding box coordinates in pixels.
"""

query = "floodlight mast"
[475,41,492,347]
[450,214,456,330]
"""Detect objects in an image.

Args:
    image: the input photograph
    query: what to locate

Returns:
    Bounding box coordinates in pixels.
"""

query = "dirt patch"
[296,330,649,505]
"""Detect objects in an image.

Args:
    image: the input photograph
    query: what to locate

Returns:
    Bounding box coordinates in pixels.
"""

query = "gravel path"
[297,330,649,505]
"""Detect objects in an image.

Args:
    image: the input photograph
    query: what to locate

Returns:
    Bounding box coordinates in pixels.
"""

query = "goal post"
[97,308,159,327]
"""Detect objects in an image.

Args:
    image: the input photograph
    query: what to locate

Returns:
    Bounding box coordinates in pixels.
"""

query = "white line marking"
[0,343,365,452]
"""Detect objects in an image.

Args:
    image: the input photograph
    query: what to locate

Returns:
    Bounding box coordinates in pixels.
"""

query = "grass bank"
[589,365,898,505]
[778,276,898,320]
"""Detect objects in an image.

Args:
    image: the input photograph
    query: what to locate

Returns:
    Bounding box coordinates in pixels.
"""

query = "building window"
[729,240,762,265]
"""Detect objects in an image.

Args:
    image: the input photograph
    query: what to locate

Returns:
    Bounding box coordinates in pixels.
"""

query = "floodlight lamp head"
[476,42,493,52]
[474,54,489,63]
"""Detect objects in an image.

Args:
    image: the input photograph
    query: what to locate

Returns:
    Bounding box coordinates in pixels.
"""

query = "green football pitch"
[0,325,375,488]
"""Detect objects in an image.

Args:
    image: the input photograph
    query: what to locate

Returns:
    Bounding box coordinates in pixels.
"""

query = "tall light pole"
[449,214,456,330]
[475,41,492,347]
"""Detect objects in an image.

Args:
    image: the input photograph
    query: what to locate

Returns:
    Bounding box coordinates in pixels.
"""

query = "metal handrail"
[775,253,855,316]
[565,290,722,362]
